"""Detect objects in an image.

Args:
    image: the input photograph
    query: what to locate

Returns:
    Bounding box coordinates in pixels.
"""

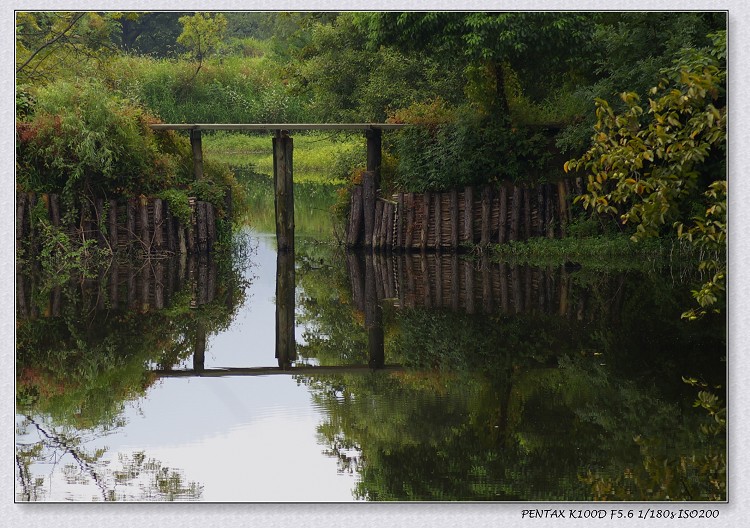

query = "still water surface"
[15,188,726,502]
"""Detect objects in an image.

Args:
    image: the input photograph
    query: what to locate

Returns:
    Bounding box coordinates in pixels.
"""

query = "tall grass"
[204,131,366,184]
[104,54,313,124]
[234,167,340,236]
[487,235,697,272]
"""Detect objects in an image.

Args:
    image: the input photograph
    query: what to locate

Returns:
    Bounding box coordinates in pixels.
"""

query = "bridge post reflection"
[365,253,385,369]
[275,249,296,369]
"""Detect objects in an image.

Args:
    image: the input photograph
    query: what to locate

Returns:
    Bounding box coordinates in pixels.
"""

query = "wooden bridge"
[149,123,406,252]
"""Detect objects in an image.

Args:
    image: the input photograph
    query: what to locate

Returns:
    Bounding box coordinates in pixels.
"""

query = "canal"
[15,178,726,502]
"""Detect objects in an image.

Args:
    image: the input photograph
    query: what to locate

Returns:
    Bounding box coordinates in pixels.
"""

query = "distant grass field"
[231,166,341,237]
[203,131,366,185]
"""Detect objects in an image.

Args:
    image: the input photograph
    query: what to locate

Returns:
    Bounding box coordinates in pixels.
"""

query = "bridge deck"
[149,123,407,131]
[152,365,404,378]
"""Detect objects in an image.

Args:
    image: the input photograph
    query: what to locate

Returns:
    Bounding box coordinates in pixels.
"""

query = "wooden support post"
[197,201,208,252]
[450,189,459,250]
[190,129,204,181]
[434,192,443,251]
[405,193,415,250]
[153,198,164,251]
[498,184,508,244]
[193,324,206,372]
[396,193,405,249]
[510,185,521,241]
[346,185,363,247]
[374,199,384,250]
[187,197,197,253]
[126,198,136,250]
[537,185,546,237]
[139,196,150,254]
[273,132,294,252]
[362,170,376,248]
[386,202,395,251]
[420,192,430,251]
[366,127,382,189]
[463,186,474,243]
[206,203,216,252]
[481,185,492,246]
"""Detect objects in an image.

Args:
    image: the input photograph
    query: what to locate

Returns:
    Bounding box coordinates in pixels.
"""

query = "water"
[15,188,726,502]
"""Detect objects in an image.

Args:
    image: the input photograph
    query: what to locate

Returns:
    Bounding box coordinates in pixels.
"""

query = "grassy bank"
[485,235,697,272]
[203,131,365,184]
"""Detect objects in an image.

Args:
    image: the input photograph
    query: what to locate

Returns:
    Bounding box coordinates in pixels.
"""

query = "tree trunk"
[492,60,510,117]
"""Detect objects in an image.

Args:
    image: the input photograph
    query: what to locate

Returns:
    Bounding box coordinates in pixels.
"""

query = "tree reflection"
[16,415,202,501]
[295,247,726,501]
[15,248,251,501]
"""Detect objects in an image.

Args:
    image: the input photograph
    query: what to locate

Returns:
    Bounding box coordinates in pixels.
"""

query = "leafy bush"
[17,78,168,198]
[389,102,556,192]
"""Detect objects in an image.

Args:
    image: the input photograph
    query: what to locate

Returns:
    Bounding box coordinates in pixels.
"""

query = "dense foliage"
[566,31,726,317]
[292,243,725,501]
[15,12,728,501]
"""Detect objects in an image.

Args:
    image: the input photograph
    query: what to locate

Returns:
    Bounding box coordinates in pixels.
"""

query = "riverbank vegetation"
[16,11,726,316]
[15,11,727,502]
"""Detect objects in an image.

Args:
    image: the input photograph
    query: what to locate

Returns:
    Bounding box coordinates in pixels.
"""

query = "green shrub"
[390,103,556,192]
[17,78,168,197]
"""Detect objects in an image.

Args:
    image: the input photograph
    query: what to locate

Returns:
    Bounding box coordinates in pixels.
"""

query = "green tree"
[565,31,726,318]
[113,12,186,56]
[16,12,118,85]
[177,12,227,82]
[358,12,594,117]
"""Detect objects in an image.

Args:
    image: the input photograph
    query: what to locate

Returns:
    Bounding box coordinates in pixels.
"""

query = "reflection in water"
[275,250,296,369]
[15,229,726,501]
[348,251,605,317]
[299,248,726,501]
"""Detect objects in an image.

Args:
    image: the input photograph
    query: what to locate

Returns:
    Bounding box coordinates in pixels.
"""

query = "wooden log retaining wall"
[346,252,622,321]
[347,177,584,251]
[15,192,219,255]
[16,254,220,320]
